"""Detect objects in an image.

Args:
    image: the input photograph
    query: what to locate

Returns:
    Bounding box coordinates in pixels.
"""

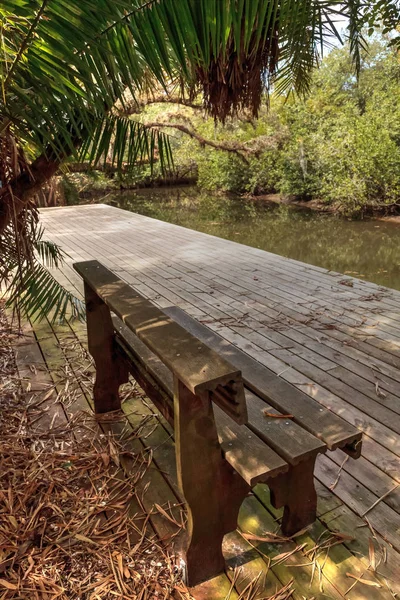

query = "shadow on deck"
[9,308,400,600]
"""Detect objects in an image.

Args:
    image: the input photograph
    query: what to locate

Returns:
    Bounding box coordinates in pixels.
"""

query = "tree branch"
[122,93,255,123]
[143,121,251,164]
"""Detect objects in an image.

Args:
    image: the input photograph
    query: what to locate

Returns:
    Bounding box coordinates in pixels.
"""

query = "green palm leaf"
[78,115,173,174]
[1,0,371,158]
[5,257,86,323]
[1,209,84,323]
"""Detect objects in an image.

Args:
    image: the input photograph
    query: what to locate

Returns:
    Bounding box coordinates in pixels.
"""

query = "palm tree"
[0,0,395,320]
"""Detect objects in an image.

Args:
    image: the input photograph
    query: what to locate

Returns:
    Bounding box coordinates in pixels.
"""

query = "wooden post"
[174,377,249,587]
[84,282,128,413]
[269,457,317,536]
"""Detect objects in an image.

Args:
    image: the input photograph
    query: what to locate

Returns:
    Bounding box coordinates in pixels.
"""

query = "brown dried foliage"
[0,305,186,599]
[194,30,278,122]
[0,127,39,289]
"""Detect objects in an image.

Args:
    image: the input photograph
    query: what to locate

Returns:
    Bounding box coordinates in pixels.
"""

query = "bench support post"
[85,282,129,413]
[269,456,317,536]
[174,377,249,587]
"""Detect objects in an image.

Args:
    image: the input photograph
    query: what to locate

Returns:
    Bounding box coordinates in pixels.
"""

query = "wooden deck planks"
[40,204,400,564]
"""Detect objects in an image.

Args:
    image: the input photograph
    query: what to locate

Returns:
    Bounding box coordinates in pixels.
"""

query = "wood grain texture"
[84,281,129,413]
[164,306,360,456]
[174,378,249,586]
[114,316,323,466]
[75,260,247,424]
[269,456,318,535]
[114,319,288,486]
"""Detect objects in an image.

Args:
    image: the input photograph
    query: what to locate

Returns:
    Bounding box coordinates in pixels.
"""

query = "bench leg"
[174,378,249,587]
[269,457,317,536]
[85,282,129,413]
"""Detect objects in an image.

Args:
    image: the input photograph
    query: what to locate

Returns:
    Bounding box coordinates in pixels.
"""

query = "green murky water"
[105,186,400,291]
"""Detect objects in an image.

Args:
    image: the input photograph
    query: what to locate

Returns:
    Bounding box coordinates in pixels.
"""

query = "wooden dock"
[38,203,400,597]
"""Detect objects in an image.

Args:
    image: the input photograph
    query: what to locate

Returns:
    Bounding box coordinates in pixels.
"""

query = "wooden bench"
[74,259,362,587]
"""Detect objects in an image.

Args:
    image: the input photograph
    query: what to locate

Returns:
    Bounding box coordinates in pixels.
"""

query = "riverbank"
[254,193,400,221]
[51,172,400,221]
[249,193,337,214]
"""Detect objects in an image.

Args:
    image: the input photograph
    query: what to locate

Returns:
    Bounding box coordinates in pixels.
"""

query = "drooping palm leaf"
[34,235,66,269]
[5,255,86,324]
[78,115,173,173]
[0,199,85,323]
[0,0,393,324]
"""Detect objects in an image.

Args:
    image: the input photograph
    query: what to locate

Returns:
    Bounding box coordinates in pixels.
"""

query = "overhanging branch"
[143,121,252,164]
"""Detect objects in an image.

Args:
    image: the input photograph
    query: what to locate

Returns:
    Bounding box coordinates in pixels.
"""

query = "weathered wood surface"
[114,319,311,472]
[15,306,400,598]
[174,377,250,586]
[164,305,360,456]
[84,280,129,413]
[116,320,288,487]
[41,204,400,575]
[112,313,321,537]
[75,260,247,424]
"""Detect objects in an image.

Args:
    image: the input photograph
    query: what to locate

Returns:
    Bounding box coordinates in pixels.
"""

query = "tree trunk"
[0,152,61,234]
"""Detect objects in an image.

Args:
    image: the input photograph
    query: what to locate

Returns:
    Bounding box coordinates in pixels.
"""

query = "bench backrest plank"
[163,306,362,457]
[114,317,323,470]
[74,261,247,424]
[114,318,288,486]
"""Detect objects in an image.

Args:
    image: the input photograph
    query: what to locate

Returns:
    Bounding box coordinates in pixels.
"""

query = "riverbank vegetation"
[62,33,400,217]
[190,34,400,217]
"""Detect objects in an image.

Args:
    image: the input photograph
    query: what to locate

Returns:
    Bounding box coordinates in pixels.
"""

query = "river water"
[105,186,400,291]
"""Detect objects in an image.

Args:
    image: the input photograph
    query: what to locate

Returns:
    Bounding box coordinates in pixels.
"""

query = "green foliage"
[360,1,400,46]
[156,34,400,215]
[2,0,369,168]
[317,114,400,214]
[247,151,283,195]
[6,258,86,324]
[197,152,249,193]
[4,224,85,323]
[0,0,174,170]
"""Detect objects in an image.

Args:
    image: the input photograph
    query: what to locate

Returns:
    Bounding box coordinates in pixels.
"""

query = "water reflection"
[105,187,400,290]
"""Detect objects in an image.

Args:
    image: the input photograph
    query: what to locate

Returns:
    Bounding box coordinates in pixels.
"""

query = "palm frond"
[0,134,83,325]
[78,115,173,174]
[1,217,85,325]
[1,0,159,158]
[345,0,368,75]
[1,0,369,154]
[34,236,67,269]
[5,259,85,324]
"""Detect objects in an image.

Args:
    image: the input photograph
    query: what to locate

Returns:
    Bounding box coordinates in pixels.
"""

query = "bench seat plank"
[244,390,325,465]
[114,317,325,466]
[74,261,247,423]
[163,306,362,457]
[113,317,326,481]
[114,319,288,487]
[213,405,288,486]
